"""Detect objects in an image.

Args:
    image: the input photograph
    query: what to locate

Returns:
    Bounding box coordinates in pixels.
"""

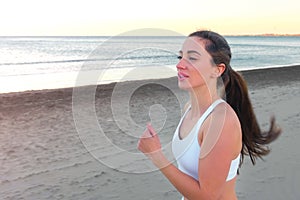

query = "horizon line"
[1,33,300,37]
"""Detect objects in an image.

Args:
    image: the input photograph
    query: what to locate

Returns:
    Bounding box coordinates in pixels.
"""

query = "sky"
[0,0,299,36]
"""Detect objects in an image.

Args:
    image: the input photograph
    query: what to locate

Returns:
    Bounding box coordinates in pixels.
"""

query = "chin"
[178,81,192,90]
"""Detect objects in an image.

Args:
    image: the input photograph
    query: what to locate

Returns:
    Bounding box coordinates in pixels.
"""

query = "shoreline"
[0,64,299,97]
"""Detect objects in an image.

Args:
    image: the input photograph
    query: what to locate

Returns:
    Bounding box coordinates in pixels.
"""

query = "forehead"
[181,37,207,53]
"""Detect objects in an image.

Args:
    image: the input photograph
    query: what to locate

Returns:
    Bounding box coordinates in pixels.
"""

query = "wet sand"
[1,65,300,200]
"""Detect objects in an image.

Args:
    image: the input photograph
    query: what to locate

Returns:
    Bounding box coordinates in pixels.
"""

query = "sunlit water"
[1,36,300,93]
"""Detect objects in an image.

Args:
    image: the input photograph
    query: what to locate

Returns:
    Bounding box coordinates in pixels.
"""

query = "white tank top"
[172,99,240,182]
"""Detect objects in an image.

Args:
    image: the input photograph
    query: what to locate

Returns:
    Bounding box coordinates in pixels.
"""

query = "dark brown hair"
[189,30,281,167]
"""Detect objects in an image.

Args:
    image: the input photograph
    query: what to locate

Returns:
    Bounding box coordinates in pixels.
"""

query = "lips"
[178,71,189,80]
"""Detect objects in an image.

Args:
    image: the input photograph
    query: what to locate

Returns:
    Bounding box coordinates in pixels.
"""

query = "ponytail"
[222,67,281,166]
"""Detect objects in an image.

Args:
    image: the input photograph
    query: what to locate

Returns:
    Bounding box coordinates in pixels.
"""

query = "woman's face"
[176,36,217,90]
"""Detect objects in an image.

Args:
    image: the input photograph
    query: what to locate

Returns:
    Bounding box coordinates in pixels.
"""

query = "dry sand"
[0,65,300,200]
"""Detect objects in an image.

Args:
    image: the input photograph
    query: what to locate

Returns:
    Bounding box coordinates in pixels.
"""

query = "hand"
[138,123,170,169]
[137,123,162,157]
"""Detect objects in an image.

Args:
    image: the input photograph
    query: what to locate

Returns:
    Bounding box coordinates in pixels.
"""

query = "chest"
[179,113,212,144]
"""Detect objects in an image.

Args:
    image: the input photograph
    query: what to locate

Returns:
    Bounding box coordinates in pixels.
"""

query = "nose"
[176,59,187,70]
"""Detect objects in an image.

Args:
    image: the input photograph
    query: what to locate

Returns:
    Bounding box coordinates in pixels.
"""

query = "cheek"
[181,69,206,89]
[191,65,209,82]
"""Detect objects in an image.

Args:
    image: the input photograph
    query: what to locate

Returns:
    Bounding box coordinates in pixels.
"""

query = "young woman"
[138,30,281,200]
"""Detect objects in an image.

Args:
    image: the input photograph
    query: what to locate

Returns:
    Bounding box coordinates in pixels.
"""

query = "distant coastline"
[226,33,300,37]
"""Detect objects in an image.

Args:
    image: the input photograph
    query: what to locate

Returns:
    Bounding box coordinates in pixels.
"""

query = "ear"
[212,63,226,78]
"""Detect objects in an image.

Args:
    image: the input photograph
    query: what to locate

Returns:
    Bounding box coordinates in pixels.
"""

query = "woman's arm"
[138,124,210,199]
[138,107,241,199]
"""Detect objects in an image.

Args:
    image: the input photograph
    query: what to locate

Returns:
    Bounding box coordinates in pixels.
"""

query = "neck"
[188,85,219,119]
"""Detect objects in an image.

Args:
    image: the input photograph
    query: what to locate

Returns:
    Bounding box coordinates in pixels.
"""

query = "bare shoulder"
[215,102,241,135]
[218,102,240,125]
[215,102,242,152]
[201,101,242,158]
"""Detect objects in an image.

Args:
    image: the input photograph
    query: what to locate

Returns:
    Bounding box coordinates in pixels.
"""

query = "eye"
[188,57,197,61]
[177,56,182,60]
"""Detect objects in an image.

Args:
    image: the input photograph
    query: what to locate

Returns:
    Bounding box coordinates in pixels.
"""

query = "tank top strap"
[201,99,225,121]
[193,99,225,135]
[178,104,192,125]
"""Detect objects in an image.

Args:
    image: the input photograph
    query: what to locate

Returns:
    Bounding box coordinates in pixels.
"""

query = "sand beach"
[0,65,300,200]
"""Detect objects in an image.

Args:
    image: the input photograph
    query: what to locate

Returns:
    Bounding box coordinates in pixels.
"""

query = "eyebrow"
[179,50,201,55]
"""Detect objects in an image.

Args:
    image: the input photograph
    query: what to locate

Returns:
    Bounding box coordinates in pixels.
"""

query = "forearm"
[150,151,211,200]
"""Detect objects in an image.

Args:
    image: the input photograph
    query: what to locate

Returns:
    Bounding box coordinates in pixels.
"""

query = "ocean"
[1,36,300,93]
